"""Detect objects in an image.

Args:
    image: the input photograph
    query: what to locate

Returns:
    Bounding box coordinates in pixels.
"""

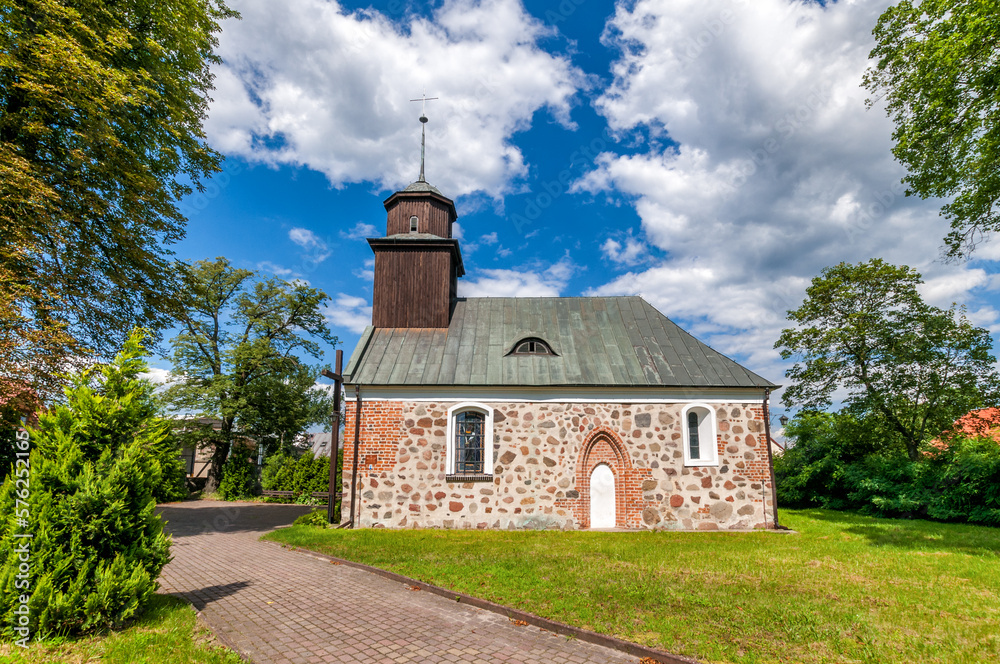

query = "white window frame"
[445,402,494,475]
[681,403,718,466]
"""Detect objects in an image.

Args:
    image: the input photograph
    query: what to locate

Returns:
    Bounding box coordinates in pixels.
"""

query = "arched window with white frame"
[445,403,495,480]
[682,404,718,466]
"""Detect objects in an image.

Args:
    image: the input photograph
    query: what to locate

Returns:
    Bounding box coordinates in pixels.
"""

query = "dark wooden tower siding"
[370,241,461,328]
[369,180,464,329]
[384,192,456,237]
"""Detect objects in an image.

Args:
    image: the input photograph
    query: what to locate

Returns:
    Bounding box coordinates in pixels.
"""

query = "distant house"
[173,417,257,479]
[307,432,341,458]
[930,408,1000,452]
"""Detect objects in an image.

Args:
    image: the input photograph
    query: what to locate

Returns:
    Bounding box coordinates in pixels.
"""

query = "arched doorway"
[589,463,616,528]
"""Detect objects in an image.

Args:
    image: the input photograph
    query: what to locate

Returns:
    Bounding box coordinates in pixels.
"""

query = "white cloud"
[206,0,585,199]
[288,227,330,262]
[325,293,372,334]
[141,367,172,385]
[480,232,499,245]
[353,258,375,282]
[340,222,378,240]
[601,233,648,266]
[580,0,999,387]
[460,255,576,297]
[257,261,297,278]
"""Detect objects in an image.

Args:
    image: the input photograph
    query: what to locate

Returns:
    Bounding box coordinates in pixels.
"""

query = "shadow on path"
[167,581,253,611]
[158,501,316,539]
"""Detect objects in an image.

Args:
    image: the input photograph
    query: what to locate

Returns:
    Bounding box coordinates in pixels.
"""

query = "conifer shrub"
[0,331,172,639]
[260,452,296,492]
[217,444,256,500]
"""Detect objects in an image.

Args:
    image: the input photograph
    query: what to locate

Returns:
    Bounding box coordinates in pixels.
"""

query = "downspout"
[762,388,780,528]
[349,384,362,529]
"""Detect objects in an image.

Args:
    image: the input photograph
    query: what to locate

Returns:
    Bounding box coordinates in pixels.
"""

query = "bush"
[218,444,256,501]
[149,431,189,503]
[928,437,1000,525]
[260,452,296,492]
[293,509,328,527]
[777,410,1000,525]
[0,330,171,639]
[261,451,330,496]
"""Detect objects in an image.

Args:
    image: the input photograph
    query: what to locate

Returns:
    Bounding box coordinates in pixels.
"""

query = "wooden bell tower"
[368,107,464,328]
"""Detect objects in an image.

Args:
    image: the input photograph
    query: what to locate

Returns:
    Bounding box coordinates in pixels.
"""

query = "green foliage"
[260,452,296,493]
[293,509,329,528]
[261,451,331,497]
[0,330,172,639]
[864,0,1000,257]
[777,410,1000,525]
[0,0,237,399]
[217,445,256,501]
[149,431,189,504]
[241,366,335,457]
[927,437,1000,524]
[776,259,999,460]
[163,257,336,490]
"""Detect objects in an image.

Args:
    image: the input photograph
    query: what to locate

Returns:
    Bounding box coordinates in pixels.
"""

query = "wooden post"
[321,350,343,524]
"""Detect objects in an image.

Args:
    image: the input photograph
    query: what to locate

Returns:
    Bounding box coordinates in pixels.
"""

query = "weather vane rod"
[410,93,438,182]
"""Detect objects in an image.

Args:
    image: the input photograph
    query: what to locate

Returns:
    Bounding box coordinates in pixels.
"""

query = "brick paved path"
[157,501,637,664]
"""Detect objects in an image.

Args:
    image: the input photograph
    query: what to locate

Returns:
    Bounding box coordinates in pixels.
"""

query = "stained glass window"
[455,410,485,474]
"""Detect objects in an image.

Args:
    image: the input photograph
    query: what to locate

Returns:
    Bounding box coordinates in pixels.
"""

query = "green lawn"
[0,595,242,664]
[264,509,1000,664]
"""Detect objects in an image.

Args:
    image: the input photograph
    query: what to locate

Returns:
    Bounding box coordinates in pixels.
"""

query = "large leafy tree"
[776,259,999,461]
[864,0,1000,257]
[163,258,337,491]
[0,0,236,401]
[240,364,335,457]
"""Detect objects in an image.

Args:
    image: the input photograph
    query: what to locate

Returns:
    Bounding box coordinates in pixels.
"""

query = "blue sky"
[153,0,1000,414]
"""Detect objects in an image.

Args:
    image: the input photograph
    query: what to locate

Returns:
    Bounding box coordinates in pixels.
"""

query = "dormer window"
[409,215,419,233]
[510,337,556,356]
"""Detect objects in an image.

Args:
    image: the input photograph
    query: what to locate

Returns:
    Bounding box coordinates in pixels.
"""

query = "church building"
[340,117,779,531]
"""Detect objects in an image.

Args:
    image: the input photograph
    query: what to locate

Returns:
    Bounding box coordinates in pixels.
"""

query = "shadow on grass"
[167,581,252,611]
[795,509,1000,557]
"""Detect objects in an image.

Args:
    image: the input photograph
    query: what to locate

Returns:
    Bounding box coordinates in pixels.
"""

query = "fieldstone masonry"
[343,399,774,531]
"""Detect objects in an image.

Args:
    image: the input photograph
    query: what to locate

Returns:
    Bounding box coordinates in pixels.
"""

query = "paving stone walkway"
[157,501,638,664]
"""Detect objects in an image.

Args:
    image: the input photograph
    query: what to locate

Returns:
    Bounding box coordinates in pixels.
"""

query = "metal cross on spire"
[410,93,438,182]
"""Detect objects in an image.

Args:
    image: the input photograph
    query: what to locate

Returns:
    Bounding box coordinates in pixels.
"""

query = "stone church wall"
[341,399,774,531]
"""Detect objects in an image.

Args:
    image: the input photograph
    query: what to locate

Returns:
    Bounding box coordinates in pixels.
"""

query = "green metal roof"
[343,296,777,389]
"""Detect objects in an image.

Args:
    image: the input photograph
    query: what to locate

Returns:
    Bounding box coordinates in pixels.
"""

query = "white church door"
[589,463,616,528]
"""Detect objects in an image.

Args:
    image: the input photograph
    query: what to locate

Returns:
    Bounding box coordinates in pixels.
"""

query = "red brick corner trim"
[264,540,701,664]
